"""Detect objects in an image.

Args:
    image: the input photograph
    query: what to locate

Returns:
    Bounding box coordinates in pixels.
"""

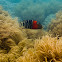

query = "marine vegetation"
[16,36,62,62]
[0,6,62,62]
[24,29,45,39]
[0,7,45,62]
[0,6,26,53]
[48,11,62,37]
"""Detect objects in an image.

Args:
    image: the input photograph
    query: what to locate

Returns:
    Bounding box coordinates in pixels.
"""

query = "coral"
[48,11,62,37]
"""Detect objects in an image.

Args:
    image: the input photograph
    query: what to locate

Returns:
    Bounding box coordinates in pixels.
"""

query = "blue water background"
[0,0,62,29]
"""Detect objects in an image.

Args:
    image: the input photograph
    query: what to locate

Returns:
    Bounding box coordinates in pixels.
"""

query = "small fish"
[20,20,42,29]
